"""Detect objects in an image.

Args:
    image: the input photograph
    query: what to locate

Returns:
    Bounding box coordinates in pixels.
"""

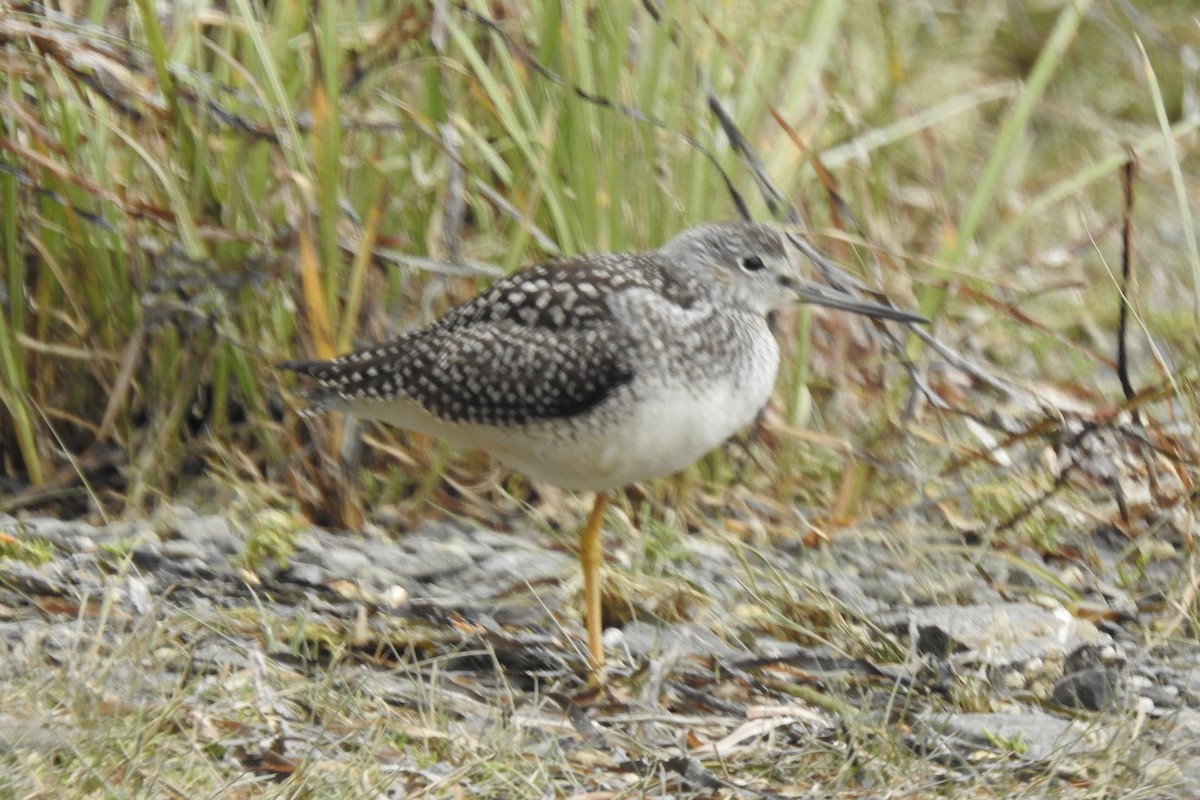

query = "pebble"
[1051,668,1120,711]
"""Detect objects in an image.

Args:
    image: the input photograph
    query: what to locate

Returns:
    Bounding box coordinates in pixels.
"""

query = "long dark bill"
[793,280,928,324]
[783,230,928,324]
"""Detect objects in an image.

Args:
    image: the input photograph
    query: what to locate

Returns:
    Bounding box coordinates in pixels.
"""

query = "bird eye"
[740,255,766,273]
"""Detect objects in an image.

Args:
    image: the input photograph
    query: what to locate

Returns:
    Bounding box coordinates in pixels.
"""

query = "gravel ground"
[3,504,1199,797]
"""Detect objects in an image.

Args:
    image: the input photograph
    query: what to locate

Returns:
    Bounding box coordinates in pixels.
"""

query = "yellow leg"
[580,492,609,671]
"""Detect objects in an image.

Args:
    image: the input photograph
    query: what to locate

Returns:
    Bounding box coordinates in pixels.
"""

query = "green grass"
[0,529,53,564]
[1,1,1196,519]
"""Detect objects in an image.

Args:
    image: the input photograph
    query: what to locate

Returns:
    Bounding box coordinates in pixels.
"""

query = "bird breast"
[491,309,781,491]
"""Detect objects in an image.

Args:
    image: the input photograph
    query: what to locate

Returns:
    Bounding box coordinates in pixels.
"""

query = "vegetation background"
[1,0,1195,521]
[1,0,1198,797]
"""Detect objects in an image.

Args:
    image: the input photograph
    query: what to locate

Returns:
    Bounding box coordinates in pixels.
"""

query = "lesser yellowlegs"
[281,222,923,670]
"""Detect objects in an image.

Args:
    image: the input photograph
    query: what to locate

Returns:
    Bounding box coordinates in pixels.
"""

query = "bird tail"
[277,359,345,416]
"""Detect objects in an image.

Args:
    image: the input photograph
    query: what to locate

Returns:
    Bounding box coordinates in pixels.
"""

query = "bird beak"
[791,279,929,323]
[781,231,928,324]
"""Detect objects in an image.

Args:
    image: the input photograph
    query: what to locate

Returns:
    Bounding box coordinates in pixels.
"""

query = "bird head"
[657,222,926,323]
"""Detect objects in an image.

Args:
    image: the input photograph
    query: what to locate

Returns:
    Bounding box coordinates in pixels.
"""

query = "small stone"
[395,539,475,580]
[1139,684,1181,710]
[159,539,204,562]
[1172,708,1200,737]
[1051,668,1119,711]
[320,546,372,577]
[131,542,163,569]
[381,585,409,608]
[175,515,240,554]
[1127,675,1153,692]
[124,577,152,614]
[282,562,326,587]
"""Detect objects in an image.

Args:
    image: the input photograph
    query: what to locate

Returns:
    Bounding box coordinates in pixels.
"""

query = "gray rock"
[1093,581,1138,619]
[0,560,69,596]
[885,602,1110,665]
[1051,668,1120,711]
[819,572,888,617]
[1179,668,1200,706]
[175,514,241,555]
[395,538,475,580]
[451,525,513,554]
[318,546,373,577]
[281,562,326,587]
[1170,708,1200,738]
[480,548,574,586]
[163,557,216,579]
[354,539,412,575]
[131,540,164,569]
[159,539,204,562]
[931,709,1110,763]
[3,517,88,549]
[122,576,154,614]
[1138,683,1182,711]
[681,538,736,571]
[97,520,156,543]
[617,620,742,660]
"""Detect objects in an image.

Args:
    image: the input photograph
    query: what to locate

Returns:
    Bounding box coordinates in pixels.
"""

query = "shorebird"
[281,222,923,671]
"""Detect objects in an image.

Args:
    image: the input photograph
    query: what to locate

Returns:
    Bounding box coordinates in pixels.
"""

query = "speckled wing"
[437,251,696,330]
[284,322,633,425]
[280,255,687,426]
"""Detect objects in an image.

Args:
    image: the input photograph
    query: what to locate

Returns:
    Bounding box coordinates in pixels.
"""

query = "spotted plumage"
[283,253,700,426]
[281,222,920,492]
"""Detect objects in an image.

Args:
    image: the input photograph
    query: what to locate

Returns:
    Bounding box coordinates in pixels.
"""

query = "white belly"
[499,374,775,490]
[342,335,780,492]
